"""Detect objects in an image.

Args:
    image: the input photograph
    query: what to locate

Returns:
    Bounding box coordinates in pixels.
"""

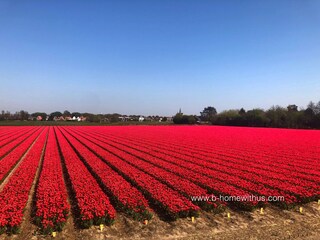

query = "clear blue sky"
[0,1,319,115]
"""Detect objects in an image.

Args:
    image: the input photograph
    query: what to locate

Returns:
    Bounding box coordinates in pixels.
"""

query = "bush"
[173,113,196,124]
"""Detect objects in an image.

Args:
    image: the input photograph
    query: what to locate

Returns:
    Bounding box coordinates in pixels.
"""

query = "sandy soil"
[1,201,319,240]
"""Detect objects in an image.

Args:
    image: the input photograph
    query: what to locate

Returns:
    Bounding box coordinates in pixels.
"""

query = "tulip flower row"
[106,125,319,168]
[58,127,153,221]
[0,127,39,159]
[174,141,320,182]
[0,127,30,146]
[54,128,116,227]
[68,128,223,212]
[102,128,320,183]
[70,129,262,210]
[0,127,14,138]
[76,126,319,208]
[171,144,320,189]
[0,129,47,234]
[145,128,320,176]
[101,129,320,195]
[0,128,42,182]
[63,128,200,220]
[106,135,319,202]
[34,128,70,233]
[189,129,320,167]
[1,125,319,236]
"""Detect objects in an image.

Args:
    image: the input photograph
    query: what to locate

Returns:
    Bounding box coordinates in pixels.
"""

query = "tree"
[239,108,246,115]
[50,111,63,117]
[31,112,47,121]
[173,109,196,124]
[19,110,29,121]
[287,104,298,112]
[183,115,197,124]
[302,107,316,128]
[72,112,81,118]
[200,106,217,121]
[316,101,320,115]
[105,113,121,123]
[173,112,183,124]
[307,101,320,115]
[213,110,246,126]
[266,106,287,128]
[63,110,71,117]
[246,109,268,127]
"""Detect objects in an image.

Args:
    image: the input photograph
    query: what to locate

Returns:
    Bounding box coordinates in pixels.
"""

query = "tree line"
[173,101,320,129]
[2,100,320,129]
[0,110,168,123]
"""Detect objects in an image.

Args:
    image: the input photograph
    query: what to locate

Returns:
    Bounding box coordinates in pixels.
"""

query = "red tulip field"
[0,126,319,236]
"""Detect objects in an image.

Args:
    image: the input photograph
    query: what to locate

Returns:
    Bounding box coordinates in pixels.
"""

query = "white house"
[139,116,144,122]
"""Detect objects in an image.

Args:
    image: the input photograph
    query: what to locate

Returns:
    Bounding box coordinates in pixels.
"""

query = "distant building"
[69,116,87,121]
[53,116,65,121]
[139,116,144,122]
[119,116,131,121]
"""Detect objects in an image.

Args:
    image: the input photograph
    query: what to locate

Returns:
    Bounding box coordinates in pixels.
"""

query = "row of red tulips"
[59,127,153,221]
[1,125,319,236]
[109,126,320,172]
[64,128,200,220]
[0,128,42,183]
[148,128,320,174]
[79,127,317,208]
[0,127,30,145]
[0,127,38,160]
[0,129,47,234]
[0,127,15,138]
[113,135,319,201]
[73,129,260,210]
[103,133,292,202]
[104,128,320,183]
[190,129,320,167]
[55,128,116,228]
[34,128,70,233]
[70,128,224,212]
[96,129,319,203]
[181,142,320,182]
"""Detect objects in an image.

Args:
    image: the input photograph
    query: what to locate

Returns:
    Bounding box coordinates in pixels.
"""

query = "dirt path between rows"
[1,201,318,240]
